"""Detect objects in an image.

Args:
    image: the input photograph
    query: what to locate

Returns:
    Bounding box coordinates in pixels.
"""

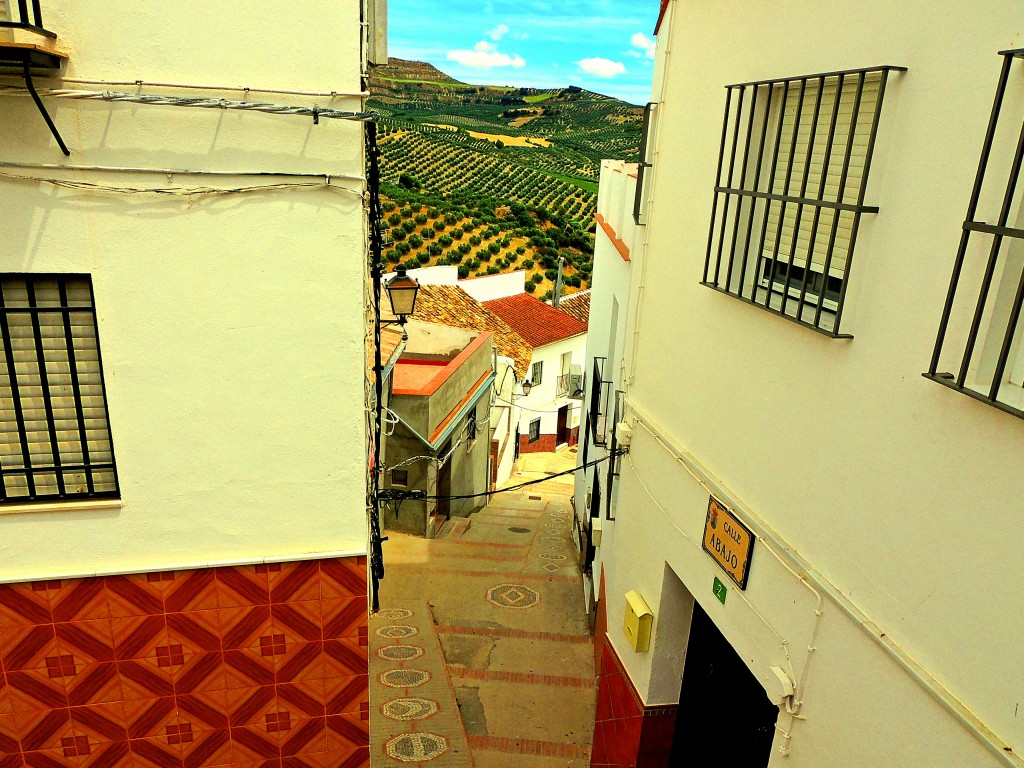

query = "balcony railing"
[589,357,611,446]
[1,1,57,38]
[556,373,570,398]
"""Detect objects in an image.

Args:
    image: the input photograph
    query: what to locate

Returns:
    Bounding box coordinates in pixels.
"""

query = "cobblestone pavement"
[371,447,595,766]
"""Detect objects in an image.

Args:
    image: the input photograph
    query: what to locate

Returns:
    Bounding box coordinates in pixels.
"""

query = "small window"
[390,469,409,487]
[531,361,543,386]
[702,65,904,337]
[528,418,541,443]
[0,275,119,504]
[634,102,658,225]
[467,412,477,442]
[926,48,1024,419]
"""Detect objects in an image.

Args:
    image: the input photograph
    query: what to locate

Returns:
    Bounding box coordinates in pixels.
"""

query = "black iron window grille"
[0,0,56,38]
[0,275,119,504]
[925,49,1024,420]
[528,418,541,443]
[702,65,904,337]
[604,390,624,521]
[589,356,611,447]
[633,102,658,225]
[531,360,543,386]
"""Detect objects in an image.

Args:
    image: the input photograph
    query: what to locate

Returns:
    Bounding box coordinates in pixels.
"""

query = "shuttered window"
[0,275,118,504]
[702,65,904,337]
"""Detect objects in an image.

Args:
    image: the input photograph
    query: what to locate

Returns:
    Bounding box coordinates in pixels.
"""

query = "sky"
[387,0,660,105]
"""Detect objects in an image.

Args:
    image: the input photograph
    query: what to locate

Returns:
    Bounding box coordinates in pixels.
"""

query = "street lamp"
[520,379,533,396]
[385,265,420,321]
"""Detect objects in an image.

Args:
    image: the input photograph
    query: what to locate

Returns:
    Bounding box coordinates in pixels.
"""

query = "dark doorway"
[556,405,569,446]
[669,602,778,766]
[436,440,452,521]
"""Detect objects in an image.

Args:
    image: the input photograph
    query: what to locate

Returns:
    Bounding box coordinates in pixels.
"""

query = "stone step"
[435,516,472,540]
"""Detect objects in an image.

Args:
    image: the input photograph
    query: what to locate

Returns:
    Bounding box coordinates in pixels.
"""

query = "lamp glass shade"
[521,380,532,395]
[386,268,420,317]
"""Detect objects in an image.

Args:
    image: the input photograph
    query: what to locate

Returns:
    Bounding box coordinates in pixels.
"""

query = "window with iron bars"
[925,49,1024,420]
[589,356,611,447]
[0,275,119,504]
[702,65,904,337]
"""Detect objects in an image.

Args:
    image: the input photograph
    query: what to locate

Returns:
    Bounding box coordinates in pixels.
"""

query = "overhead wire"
[0,75,367,98]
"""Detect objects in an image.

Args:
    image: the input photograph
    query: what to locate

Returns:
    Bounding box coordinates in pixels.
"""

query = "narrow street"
[370,448,596,766]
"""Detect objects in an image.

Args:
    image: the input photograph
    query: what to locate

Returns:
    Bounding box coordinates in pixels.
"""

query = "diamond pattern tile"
[0,557,367,768]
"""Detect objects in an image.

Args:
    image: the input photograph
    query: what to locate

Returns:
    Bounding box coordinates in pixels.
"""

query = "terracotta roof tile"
[483,293,588,348]
[558,290,591,325]
[409,285,533,378]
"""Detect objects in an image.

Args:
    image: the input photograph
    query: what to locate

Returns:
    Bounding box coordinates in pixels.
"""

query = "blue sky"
[388,0,659,105]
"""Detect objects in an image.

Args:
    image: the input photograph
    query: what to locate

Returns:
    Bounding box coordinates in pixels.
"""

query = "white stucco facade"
[585,2,1024,766]
[517,335,586,447]
[0,1,376,579]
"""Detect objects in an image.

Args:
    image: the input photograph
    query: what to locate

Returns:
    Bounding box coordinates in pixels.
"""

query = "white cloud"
[448,41,526,69]
[577,57,627,78]
[487,23,510,40]
[630,32,656,59]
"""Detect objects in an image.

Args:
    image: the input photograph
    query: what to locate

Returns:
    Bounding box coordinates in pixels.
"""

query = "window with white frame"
[0,275,118,504]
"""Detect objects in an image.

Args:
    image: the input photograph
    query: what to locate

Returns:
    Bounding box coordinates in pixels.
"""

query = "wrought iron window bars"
[702,65,905,337]
[925,49,1024,420]
[589,356,611,447]
[0,0,55,38]
[0,275,119,504]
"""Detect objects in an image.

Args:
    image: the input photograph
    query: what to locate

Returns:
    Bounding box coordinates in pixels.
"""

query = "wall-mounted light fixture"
[385,265,420,323]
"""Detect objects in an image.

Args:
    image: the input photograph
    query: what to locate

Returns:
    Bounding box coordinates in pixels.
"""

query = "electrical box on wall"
[623,590,653,652]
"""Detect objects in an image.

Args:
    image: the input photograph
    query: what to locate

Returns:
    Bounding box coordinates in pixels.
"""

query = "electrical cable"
[0,171,362,197]
[376,448,625,504]
[0,75,367,98]
[0,160,366,183]
[0,85,375,122]
[493,393,583,414]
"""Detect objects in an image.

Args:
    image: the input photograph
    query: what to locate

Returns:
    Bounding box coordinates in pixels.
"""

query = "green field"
[369,59,643,294]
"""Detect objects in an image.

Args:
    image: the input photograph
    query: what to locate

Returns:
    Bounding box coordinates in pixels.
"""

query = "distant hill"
[368,59,643,300]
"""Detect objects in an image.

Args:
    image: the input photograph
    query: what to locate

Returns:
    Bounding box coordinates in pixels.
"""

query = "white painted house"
[580,2,1024,767]
[0,2,382,766]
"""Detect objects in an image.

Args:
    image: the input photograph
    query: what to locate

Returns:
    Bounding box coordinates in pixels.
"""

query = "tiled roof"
[367,326,405,382]
[483,293,588,348]
[409,285,533,378]
[558,290,591,326]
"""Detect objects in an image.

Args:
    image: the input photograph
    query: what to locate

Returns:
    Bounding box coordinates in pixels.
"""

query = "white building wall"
[0,0,371,579]
[518,335,586,442]
[459,271,527,302]
[596,1,1024,765]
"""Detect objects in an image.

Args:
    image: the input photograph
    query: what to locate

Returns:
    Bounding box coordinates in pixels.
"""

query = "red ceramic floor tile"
[230,724,280,761]
[55,620,116,665]
[3,625,61,672]
[14,706,75,752]
[0,584,51,630]
[281,752,330,768]
[110,616,168,662]
[275,682,324,721]
[217,606,272,652]
[178,727,232,768]
[70,701,127,745]
[0,712,20,754]
[226,686,276,728]
[165,613,221,656]
[273,643,323,687]
[162,572,218,615]
[173,652,226,696]
[324,714,366,754]
[6,667,68,713]
[327,745,368,768]
[214,569,269,610]
[80,738,131,768]
[270,604,320,646]
[129,736,184,768]
[278,717,326,758]
[322,641,366,680]
[49,580,109,624]
[65,662,122,708]
[223,650,274,691]
[0,671,15,715]
[175,690,229,734]
[117,659,174,702]
[104,576,163,620]
[268,563,320,606]
[318,601,363,642]
[323,677,367,719]
[123,697,177,741]
[595,678,614,721]
[317,562,365,602]
[21,747,79,768]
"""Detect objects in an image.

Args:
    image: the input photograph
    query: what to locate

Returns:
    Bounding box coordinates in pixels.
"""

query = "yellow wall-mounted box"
[623,590,653,653]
